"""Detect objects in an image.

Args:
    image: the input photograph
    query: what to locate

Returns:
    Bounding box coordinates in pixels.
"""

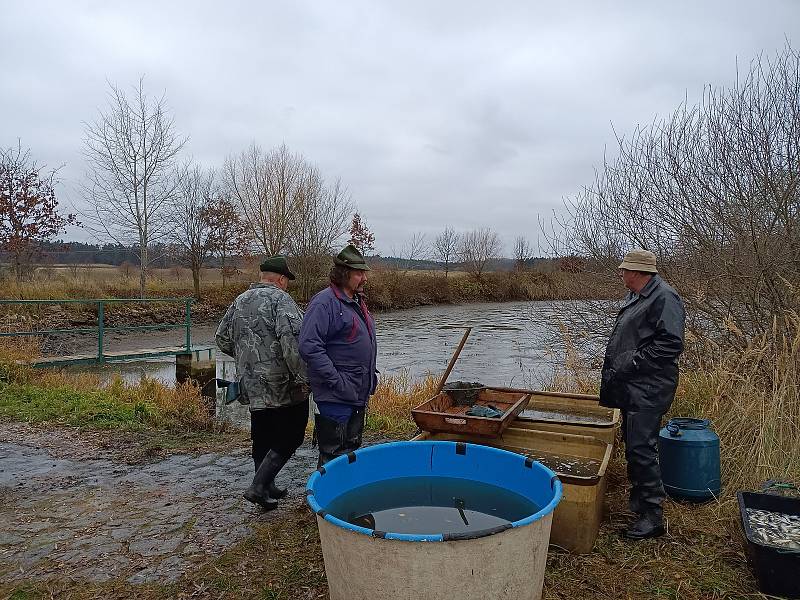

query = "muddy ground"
[0,422,315,586]
[0,422,771,600]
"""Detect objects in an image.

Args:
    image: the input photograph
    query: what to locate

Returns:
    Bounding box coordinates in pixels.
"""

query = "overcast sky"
[2,1,798,256]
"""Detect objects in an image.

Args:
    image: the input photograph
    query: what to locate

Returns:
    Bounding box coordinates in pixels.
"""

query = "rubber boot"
[268,481,288,499]
[625,509,665,540]
[628,485,644,514]
[253,452,287,498]
[315,413,347,467]
[344,409,366,453]
[243,450,290,510]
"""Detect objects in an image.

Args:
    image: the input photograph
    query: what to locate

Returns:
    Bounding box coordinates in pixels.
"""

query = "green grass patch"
[0,382,156,428]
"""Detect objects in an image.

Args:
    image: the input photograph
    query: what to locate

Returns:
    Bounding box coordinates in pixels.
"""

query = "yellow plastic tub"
[495,388,620,447]
[413,428,611,553]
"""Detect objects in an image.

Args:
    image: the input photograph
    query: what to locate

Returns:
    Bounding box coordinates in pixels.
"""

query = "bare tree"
[205,193,250,288]
[224,143,299,256]
[550,43,800,348]
[459,228,501,281]
[225,142,352,298]
[433,227,460,278]
[173,164,215,299]
[289,171,354,300]
[513,236,535,272]
[390,232,429,274]
[82,78,186,297]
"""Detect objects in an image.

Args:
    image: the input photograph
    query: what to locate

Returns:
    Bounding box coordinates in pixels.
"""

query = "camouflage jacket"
[215,283,308,410]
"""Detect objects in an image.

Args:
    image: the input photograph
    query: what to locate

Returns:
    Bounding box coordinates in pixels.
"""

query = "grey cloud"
[2,0,799,254]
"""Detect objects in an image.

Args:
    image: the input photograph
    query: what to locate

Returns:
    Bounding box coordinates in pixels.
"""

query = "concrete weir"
[175,347,217,407]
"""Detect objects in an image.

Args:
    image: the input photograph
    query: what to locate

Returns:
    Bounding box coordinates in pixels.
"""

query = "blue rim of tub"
[306,441,562,542]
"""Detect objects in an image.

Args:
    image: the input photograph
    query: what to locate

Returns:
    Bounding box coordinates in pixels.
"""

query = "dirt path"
[0,423,318,585]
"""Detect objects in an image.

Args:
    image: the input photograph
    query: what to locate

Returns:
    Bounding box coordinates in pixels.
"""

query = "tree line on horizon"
[2,77,546,300]
[0,237,559,280]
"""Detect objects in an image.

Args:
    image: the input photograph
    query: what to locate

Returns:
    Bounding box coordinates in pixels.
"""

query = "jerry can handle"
[666,417,711,437]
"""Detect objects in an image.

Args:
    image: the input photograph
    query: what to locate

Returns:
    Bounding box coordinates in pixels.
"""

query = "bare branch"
[433,227,460,278]
[81,78,187,297]
[459,228,501,281]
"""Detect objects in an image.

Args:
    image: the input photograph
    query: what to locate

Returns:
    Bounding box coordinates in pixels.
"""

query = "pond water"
[69,301,567,385]
[65,300,581,428]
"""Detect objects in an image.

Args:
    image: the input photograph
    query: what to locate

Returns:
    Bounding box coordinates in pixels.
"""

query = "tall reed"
[672,314,800,495]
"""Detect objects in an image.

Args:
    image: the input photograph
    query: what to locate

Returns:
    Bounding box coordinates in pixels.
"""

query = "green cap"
[334,244,371,271]
[260,255,296,280]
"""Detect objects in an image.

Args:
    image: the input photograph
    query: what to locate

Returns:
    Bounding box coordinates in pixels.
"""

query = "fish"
[746,508,800,550]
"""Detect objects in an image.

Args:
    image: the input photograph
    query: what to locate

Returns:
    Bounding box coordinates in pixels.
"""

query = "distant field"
[376,268,469,277]
[13,264,257,286]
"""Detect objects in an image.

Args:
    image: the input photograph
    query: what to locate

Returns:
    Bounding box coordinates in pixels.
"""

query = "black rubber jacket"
[599,275,685,411]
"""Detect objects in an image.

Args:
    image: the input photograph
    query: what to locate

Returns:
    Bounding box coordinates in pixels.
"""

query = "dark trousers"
[315,408,366,467]
[622,409,666,518]
[250,401,309,471]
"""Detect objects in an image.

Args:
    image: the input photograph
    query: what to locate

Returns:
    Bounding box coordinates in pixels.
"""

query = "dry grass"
[366,370,438,433]
[543,313,800,510]
[0,265,607,320]
[672,315,800,499]
[0,336,39,382]
[539,323,601,395]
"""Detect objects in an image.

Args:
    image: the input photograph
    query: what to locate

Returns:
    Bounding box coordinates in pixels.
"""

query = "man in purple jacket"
[299,244,378,466]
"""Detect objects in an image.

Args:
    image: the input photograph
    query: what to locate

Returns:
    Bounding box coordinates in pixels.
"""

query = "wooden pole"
[435,327,472,395]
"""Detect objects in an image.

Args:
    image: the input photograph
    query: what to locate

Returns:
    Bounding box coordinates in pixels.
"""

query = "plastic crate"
[413,428,611,554]
[737,491,800,598]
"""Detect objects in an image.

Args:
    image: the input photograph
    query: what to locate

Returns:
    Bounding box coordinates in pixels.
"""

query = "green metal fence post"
[185,298,192,352]
[97,301,105,363]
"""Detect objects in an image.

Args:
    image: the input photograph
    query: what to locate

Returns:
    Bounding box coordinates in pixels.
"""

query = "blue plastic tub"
[307,441,562,600]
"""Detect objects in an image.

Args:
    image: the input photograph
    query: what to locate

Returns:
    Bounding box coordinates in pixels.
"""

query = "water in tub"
[325,476,539,536]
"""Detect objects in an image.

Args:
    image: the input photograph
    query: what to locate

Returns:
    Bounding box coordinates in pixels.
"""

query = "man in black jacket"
[599,249,685,540]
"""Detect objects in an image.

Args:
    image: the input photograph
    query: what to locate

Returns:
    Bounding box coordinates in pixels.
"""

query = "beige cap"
[618,249,658,273]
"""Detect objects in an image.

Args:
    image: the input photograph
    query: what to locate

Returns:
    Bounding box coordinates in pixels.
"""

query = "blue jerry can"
[658,417,721,502]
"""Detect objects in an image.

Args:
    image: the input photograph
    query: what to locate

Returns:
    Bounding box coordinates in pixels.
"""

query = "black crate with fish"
[737,490,800,598]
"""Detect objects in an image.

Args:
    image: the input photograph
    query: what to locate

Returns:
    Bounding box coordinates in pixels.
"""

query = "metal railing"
[0,298,194,363]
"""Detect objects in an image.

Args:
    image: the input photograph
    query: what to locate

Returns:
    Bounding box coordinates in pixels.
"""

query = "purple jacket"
[299,285,378,406]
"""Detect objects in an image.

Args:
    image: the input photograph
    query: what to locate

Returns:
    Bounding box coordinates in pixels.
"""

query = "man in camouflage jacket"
[215,256,308,510]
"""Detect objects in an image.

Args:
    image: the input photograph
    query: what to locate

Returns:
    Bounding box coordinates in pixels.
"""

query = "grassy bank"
[2,319,798,598]
[0,266,612,332]
[0,340,237,457]
[364,269,611,310]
